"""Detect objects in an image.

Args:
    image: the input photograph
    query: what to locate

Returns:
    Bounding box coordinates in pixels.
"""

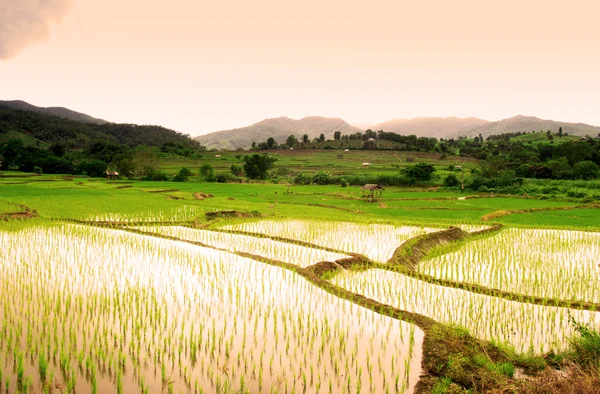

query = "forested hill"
[0,100,108,124]
[0,105,202,150]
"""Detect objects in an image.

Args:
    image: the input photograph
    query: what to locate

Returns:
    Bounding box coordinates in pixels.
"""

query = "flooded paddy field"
[0,225,422,393]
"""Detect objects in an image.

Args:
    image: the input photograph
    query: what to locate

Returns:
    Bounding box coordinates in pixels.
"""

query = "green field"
[1,169,599,394]
[0,172,595,230]
[160,149,479,178]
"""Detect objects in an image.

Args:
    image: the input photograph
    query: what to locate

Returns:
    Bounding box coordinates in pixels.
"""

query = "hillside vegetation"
[0,106,201,149]
[0,100,108,124]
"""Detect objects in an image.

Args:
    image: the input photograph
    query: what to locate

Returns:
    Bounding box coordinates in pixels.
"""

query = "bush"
[573,161,599,180]
[568,315,600,368]
[215,173,240,183]
[312,171,332,185]
[340,178,349,187]
[402,162,436,184]
[444,174,460,187]
[294,173,312,185]
[243,154,277,179]
[78,159,108,178]
[230,164,244,176]
[199,163,214,179]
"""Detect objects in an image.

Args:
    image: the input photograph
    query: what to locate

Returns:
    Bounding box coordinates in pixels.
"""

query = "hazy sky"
[1,0,599,136]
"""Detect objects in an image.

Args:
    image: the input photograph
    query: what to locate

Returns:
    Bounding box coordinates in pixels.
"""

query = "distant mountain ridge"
[450,115,600,139]
[195,116,362,150]
[374,117,490,138]
[0,100,108,124]
[196,115,600,149]
[0,102,200,150]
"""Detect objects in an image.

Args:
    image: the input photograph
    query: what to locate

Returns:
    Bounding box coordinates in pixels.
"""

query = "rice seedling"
[331,268,600,353]
[420,228,600,303]
[86,205,200,223]
[0,224,422,393]
[222,219,439,262]
[135,225,350,267]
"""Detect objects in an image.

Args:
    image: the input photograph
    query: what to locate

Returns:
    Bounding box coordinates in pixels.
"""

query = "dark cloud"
[0,0,70,59]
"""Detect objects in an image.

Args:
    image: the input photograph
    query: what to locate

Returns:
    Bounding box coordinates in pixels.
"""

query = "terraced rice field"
[221,220,439,263]
[85,205,201,223]
[134,226,350,268]
[330,269,600,353]
[419,228,600,303]
[0,225,422,394]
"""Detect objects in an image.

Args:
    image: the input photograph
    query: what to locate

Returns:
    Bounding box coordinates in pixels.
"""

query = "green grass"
[0,173,595,230]
[497,208,600,230]
[160,149,479,177]
[0,200,23,214]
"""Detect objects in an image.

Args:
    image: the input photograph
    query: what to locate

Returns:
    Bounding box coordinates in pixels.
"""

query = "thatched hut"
[361,184,384,200]
[105,171,119,180]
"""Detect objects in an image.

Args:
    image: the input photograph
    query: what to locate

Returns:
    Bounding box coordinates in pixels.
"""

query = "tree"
[199,163,215,180]
[444,174,460,187]
[173,167,193,182]
[49,143,67,157]
[230,164,243,176]
[312,171,332,185]
[302,134,309,144]
[333,131,342,140]
[79,159,108,177]
[401,162,436,183]
[318,134,325,142]
[286,135,298,147]
[266,137,277,149]
[113,146,160,177]
[130,146,160,177]
[546,158,572,179]
[243,154,277,179]
[573,161,599,180]
[558,127,563,138]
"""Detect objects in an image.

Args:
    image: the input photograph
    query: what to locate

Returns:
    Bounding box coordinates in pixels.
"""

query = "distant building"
[362,162,371,167]
[105,171,119,180]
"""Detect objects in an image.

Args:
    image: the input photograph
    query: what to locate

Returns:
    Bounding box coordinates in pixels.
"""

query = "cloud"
[0,0,70,59]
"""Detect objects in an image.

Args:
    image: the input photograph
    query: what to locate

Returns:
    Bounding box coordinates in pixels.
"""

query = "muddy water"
[0,226,423,393]
[332,269,600,354]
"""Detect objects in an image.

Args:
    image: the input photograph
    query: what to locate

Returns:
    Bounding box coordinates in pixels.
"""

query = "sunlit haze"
[1,0,599,136]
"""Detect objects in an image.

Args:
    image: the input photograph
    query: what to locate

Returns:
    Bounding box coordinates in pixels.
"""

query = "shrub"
[444,174,460,187]
[149,171,170,181]
[215,173,239,183]
[230,164,244,176]
[294,173,312,185]
[243,154,277,180]
[568,314,600,369]
[199,163,214,179]
[402,162,436,184]
[312,171,332,185]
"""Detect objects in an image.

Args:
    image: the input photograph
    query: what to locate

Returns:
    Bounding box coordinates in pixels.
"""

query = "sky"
[1,0,599,137]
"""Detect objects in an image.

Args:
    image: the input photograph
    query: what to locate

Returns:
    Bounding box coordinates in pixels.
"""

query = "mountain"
[195,116,362,150]
[0,105,201,150]
[373,117,490,138]
[0,100,108,124]
[451,115,600,139]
